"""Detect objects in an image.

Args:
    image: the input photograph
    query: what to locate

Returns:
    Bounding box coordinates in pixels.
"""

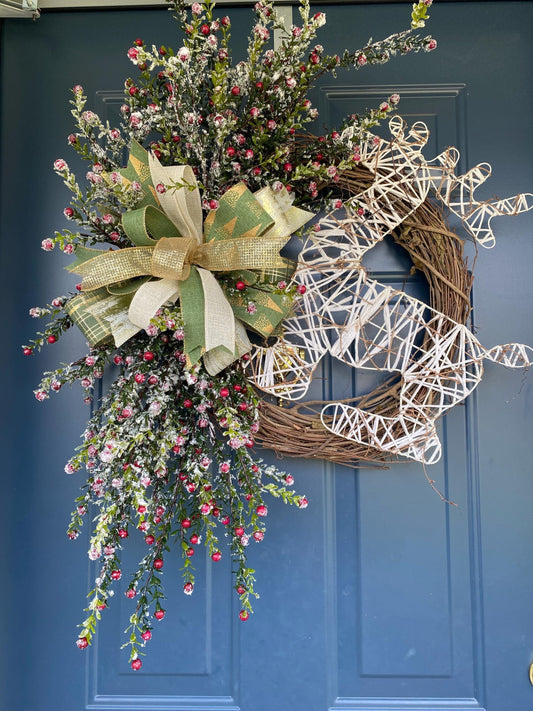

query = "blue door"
[1,3,532,710]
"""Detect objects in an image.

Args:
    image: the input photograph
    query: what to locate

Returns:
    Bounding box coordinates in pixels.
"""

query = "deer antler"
[429,152,533,247]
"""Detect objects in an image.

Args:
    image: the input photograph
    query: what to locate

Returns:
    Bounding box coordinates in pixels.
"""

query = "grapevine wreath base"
[251,118,533,465]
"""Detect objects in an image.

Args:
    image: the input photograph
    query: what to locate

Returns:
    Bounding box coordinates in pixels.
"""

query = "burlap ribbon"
[66,140,313,374]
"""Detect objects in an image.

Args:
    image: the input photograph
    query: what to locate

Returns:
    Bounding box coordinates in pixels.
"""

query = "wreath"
[25,0,532,669]
[253,118,533,466]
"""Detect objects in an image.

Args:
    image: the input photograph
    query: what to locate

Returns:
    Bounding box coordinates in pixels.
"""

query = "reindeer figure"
[249,117,533,464]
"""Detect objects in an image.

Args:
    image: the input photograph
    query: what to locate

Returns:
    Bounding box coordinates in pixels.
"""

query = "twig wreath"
[252,118,533,465]
[24,0,532,668]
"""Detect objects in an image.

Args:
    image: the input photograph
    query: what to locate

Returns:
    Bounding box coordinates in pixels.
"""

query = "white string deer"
[249,117,533,464]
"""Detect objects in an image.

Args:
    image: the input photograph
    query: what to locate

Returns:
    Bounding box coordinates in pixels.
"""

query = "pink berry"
[154,609,165,620]
[211,551,222,562]
[131,658,142,671]
[134,373,145,384]
[145,535,155,545]
[256,505,268,517]
[141,629,152,641]
[118,529,128,538]
[111,569,122,580]
[234,526,245,537]
[183,582,194,595]
[76,637,89,649]
[125,588,137,599]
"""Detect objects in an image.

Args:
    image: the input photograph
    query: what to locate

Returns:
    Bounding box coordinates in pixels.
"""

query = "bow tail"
[179,266,250,374]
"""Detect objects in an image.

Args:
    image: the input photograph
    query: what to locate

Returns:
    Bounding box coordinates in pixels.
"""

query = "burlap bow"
[66,141,313,374]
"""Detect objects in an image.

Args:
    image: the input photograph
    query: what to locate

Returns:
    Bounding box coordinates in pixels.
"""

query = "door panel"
[1,3,532,711]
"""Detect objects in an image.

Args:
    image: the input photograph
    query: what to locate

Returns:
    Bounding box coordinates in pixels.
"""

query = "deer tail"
[484,343,533,369]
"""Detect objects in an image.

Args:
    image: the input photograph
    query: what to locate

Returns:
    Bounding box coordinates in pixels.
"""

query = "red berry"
[64,207,74,218]
[23,347,33,356]
[183,582,194,594]
[211,551,222,562]
[283,162,292,172]
[255,81,263,90]
[186,547,195,557]
[131,658,142,671]
[219,387,230,398]
[237,402,248,412]
[159,46,166,55]
[145,535,155,545]
[200,23,210,35]
[47,335,57,344]
[233,384,242,392]
[153,558,164,570]
[183,399,193,408]
[125,588,137,599]
[253,530,264,542]
[128,86,138,96]
[226,146,236,157]
[134,373,145,384]
[182,518,191,529]
[297,284,307,295]
[256,505,268,517]
[234,526,245,537]
[154,609,165,620]
[143,350,154,362]
[111,569,122,580]
[235,280,246,291]
[137,505,146,514]
[118,529,128,538]
[239,610,249,621]
[76,637,88,649]
[141,629,152,641]
[134,38,143,46]
[231,86,240,96]
[237,585,246,595]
